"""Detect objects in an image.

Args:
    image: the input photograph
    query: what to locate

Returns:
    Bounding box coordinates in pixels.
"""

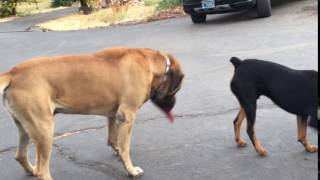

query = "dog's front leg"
[116,111,144,177]
[107,116,120,156]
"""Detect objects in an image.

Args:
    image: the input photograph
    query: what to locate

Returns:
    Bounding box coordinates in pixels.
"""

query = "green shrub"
[0,1,14,17]
[157,0,181,10]
[52,0,77,7]
[0,0,37,17]
[144,0,160,6]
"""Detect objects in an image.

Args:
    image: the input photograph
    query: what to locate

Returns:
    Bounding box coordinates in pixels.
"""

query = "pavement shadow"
[202,0,306,24]
[271,0,305,9]
[205,10,257,24]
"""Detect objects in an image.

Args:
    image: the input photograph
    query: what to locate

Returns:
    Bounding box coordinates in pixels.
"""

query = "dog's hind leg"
[16,102,54,180]
[233,107,247,147]
[243,101,268,156]
[13,117,36,176]
[107,116,120,156]
[11,108,54,180]
[297,116,318,153]
[4,94,36,176]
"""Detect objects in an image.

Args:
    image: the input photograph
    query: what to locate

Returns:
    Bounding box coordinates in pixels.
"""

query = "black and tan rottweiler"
[230,57,318,156]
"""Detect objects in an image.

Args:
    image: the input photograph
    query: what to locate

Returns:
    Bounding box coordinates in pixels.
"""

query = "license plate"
[201,0,215,8]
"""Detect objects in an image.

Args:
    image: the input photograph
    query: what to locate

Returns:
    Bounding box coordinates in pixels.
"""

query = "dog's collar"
[162,54,171,82]
[164,55,171,74]
[151,54,171,99]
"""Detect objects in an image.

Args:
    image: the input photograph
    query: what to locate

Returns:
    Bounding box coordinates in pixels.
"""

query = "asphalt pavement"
[0,0,318,179]
[0,7,78,33]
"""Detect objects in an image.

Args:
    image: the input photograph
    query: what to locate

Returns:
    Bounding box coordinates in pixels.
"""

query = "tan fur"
[233,106,267,156]
[251,129,268,156]
[0,73,11,94]
[233,107,247,147]
[297,117,318,153]
[233,109,317,156]
[0,47,184,180]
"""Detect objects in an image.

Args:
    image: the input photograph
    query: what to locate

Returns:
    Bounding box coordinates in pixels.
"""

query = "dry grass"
[38,5,157,31]
[0,16,17,23]
[1,0,183,30]
[16,0,67,16]
[0,0,67,23]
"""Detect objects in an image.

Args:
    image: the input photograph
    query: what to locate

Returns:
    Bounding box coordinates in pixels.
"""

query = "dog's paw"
[306,145,318,153]
[128,166,144,177]
[257,148,268,157]
[15,156,36,176]
[236,139,247,148]
[26,168,37,177]
[36,174,53,180]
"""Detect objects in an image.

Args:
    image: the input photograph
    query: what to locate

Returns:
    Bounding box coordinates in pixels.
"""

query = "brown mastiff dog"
[0,48,184,180]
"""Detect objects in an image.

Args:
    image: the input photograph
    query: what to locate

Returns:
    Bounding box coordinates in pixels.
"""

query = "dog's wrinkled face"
[152,94,176,122]
[151,54,184,123]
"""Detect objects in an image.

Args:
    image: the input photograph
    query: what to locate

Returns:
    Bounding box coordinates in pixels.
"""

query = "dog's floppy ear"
[166,54,184,95]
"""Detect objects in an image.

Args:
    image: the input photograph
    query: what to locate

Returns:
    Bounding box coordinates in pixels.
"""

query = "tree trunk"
[100,0,111,8]
[79,0,92,15]
[11,0,18,16]
[105,0,111,7]
[11,6,17,16]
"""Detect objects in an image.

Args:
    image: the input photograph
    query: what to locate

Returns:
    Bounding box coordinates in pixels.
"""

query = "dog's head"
[151,54,184,122]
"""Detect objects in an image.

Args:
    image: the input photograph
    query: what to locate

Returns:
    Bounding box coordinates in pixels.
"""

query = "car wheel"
[256,0,271,18]
[191,13,206,23]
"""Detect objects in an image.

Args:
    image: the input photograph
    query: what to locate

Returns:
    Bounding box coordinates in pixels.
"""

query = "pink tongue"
[166,111,175,123]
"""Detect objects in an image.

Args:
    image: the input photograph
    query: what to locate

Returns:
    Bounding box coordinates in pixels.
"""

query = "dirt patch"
[149,8,185,20]
[32,7,185,32]
[0,17,17,23]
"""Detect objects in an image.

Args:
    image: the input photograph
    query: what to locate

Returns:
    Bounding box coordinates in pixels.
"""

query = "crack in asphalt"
[0,126,106,154]
[53,144,128,180]
[140,103,276,123]
[0,104,276,154]
[0,146,16,154]
[0,104,278,177]
[54,125,106,140]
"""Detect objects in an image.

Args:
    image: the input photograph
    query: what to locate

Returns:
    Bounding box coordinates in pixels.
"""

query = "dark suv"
[183,0,271,23]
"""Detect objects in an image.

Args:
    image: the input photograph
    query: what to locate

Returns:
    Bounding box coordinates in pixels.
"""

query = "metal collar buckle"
[163,55,171,82]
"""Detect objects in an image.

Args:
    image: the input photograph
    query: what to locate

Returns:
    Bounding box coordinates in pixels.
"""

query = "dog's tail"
[0,73,11,95]
[230,57,243,68]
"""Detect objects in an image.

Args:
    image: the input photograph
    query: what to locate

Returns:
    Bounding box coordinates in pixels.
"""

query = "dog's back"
[230,57,317,120]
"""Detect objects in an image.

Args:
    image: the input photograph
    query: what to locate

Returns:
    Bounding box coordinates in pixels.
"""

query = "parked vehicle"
[183,0,271,23]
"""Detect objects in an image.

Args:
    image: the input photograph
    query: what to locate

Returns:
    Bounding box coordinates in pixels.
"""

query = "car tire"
[256,0,271,18]
[191,13,206,23]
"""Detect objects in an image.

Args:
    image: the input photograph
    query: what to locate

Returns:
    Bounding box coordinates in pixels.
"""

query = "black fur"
[230,57,318,131]
[151,95,176,113]
[230,57,243,67]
